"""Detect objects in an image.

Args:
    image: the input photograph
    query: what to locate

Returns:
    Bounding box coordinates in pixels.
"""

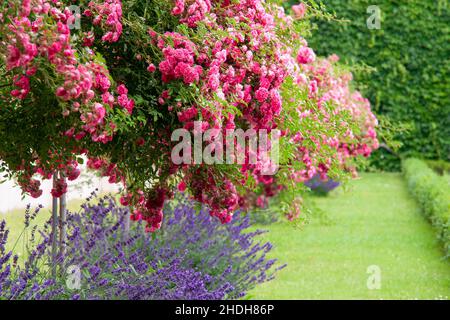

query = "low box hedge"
[403,158,450,259]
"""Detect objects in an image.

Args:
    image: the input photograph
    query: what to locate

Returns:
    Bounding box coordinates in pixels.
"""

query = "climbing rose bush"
[0,1,378,230]
[239,54,379,216]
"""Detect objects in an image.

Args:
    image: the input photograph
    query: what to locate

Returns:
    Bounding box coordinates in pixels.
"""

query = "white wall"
[0,165,120,213]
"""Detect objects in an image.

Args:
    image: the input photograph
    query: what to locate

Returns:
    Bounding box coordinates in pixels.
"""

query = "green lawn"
[250,173,450,299]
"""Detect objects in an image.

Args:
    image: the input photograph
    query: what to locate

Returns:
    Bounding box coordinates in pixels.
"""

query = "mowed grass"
[250,173,450,299]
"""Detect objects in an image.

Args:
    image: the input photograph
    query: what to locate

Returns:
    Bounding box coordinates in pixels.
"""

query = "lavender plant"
[305,174,341,196]
[0,194,284,300]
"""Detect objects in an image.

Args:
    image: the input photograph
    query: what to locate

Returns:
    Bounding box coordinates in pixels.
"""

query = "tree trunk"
[51,174,59,278]
[59,174,67,259]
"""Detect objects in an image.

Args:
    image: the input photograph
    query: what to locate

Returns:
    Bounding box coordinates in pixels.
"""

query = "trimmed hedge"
[403,158,450,259]
[306,0,450,170]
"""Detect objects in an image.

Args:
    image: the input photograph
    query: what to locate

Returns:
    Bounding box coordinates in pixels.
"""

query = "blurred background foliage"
[285,0,449,171]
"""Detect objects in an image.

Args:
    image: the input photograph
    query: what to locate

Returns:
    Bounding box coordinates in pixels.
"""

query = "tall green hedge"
[305,0,450,170]
[403,158,449,259]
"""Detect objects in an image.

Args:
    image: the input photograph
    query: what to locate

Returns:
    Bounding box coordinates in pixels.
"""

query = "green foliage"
[302,0,450,170]
[426,160,450,176]
[403,158,450,259]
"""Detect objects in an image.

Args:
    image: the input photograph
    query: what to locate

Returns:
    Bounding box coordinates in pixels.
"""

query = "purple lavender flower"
[305,174,340,195]
[0,193,284,300]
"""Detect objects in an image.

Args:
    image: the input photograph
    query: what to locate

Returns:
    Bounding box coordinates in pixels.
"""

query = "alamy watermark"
[171,121,280,175]
[66,264,81,290]
[367,5,381,30]
[67,5,81,30]
[366,265,381,290]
